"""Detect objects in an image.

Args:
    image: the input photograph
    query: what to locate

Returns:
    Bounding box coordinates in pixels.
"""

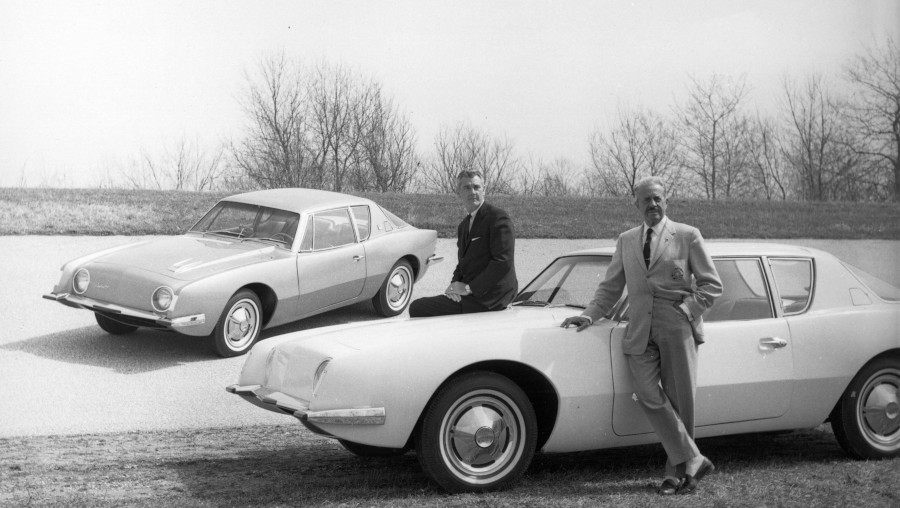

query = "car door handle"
[759,337,788,350]
[353,255,365,262]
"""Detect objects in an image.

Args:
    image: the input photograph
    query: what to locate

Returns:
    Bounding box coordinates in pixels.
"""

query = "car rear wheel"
[372,260,413,317]
[338,439,407,458]
[210,290,262,358]
[415,371,537,493]
[95,313,138,335]
[831,357,900,458]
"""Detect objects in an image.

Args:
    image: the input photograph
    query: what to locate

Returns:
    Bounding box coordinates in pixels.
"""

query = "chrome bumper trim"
[226,384,385,425]
[42,292,205,328]
[426,254,444,265]
[297,407,386,425]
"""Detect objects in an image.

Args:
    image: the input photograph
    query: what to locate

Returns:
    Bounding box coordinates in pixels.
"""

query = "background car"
[227,243,899,492]
[44,188,442,357]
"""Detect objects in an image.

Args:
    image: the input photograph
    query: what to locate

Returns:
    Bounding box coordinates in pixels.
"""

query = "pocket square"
[470,236,482,242]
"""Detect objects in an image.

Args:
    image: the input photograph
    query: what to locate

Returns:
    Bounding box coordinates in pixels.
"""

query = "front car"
[228,243,900,491]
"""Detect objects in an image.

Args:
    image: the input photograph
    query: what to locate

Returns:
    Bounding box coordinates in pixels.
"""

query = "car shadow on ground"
[165,425,852,502]
[3,301,398,374]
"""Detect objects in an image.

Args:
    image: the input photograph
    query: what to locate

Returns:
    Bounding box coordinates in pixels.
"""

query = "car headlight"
[73,268,90,294]
[151,286,175,312]
[313,359,331,397]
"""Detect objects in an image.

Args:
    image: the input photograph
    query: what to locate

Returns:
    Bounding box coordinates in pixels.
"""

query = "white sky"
[1,0,898,187]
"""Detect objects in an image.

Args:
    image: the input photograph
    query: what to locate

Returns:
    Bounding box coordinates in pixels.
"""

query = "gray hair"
[633,176,667,196]
[456,170,484,182]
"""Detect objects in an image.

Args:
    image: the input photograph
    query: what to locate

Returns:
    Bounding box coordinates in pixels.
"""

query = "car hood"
[87,234,286,281]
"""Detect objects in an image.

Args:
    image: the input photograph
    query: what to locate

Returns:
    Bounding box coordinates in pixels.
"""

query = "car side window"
[351,206,371,241]
[310,208,356,250]
[769,258,814,315]
[705,258,774,322]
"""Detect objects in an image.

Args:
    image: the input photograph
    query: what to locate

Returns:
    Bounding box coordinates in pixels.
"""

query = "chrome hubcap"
[860,369,900,447]
[225,300,259,350]
[440,390,524,483]
[386,267,412,310]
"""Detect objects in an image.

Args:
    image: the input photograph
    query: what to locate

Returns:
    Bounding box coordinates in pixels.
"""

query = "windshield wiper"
[512,300,551,307]
[550,303,586,309]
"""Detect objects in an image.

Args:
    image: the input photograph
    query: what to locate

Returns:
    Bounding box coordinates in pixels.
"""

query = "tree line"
[122,39,900,202]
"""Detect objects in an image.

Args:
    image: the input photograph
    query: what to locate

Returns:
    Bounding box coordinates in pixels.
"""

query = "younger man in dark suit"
[409,170,517,317]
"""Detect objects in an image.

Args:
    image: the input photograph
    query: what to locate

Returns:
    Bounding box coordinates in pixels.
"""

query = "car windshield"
[513,255,613,311]
[191,201,300,248]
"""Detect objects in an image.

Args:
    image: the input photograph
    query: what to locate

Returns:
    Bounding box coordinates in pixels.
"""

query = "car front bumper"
[42,292,206,330]
[226,384,386,426]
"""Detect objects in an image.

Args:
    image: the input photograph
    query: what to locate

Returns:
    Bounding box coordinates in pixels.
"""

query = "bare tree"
[420,123,516,193]
[676,74,749,199]
[515,156,580,196]
[589,106,682,197]
[122,138,227,191]
[231,53,317,188]
[780,74,864,200]
[743,114,790,200]
[351,82,419,192]
[844,37,900,201]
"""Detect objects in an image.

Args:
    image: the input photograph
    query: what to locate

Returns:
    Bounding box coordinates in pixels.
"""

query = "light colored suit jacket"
[583,219,722,355]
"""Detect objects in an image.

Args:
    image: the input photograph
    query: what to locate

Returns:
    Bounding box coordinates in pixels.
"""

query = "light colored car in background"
[43,188,441,357]
[228,243,899,492]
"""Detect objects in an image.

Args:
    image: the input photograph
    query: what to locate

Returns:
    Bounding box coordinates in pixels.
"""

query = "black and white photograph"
[2,1,899,506]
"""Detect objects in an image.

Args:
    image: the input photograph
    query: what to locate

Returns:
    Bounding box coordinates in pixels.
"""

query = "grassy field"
[2,187,899,239]
[3,423,899,507]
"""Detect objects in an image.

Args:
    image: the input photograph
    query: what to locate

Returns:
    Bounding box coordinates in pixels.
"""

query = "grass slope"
[2,187,899,239]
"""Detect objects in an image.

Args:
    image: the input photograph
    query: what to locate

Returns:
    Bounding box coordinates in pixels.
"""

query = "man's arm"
[466,211,515,296]
[682,229,722,319]
[562,234,628,331]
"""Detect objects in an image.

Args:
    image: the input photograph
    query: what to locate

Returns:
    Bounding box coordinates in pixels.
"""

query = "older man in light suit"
[561,176,722,495]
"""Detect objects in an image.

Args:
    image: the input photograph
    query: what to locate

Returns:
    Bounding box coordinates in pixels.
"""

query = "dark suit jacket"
[451,202,518,310]
[583,218,722,355]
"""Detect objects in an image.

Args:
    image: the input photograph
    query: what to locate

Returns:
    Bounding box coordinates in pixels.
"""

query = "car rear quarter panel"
[784,253,900,426]
[360,228,438,298]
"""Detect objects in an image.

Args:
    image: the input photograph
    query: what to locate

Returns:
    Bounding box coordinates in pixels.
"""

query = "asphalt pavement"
[1,236,897,438]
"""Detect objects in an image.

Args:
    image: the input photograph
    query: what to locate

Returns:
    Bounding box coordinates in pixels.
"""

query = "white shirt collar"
[643,216,668,237]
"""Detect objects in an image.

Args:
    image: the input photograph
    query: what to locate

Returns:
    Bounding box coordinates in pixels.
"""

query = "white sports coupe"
[228,243,899,492]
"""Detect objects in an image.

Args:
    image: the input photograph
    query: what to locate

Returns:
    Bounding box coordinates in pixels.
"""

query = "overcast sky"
[1,0,898,187]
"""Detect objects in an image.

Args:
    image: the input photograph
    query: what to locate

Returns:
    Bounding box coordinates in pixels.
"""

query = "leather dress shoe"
[658,478,682,495]
[680,458,715,494]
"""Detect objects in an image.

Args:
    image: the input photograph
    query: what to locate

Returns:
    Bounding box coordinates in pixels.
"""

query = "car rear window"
[845,263,900,302]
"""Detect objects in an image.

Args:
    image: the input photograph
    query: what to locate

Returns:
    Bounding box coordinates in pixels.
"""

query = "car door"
[611,257,794,436]
[296,207,367,315]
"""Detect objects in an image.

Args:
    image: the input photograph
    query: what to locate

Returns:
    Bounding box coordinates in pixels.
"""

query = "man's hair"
[456,170,484,182]
[633,176,666,196]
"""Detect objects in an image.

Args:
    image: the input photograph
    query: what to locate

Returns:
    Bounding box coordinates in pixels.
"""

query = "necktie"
[643,228,653,268]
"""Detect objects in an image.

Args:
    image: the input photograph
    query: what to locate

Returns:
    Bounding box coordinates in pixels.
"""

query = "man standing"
[409,170,517,317]
[561,176,722,495]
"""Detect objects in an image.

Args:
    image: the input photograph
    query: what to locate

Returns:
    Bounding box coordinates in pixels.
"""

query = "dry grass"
[2,187,899,239]
[2,423,898,507]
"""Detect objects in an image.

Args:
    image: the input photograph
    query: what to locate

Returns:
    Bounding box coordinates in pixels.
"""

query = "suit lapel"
[650,220,676,269]
[630,226,647,272]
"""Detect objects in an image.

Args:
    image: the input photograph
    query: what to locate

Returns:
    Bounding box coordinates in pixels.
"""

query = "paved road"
[1,236,897,437]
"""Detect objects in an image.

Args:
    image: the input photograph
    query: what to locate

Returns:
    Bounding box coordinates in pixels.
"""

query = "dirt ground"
[3,423,899,508]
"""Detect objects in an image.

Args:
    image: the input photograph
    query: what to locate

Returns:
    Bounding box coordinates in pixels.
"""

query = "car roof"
[565,242,830,259]
[222,188,372,214]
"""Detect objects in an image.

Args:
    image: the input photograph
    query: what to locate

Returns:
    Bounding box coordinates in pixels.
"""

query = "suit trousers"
[408,294,491,318]
[627,298,700,470]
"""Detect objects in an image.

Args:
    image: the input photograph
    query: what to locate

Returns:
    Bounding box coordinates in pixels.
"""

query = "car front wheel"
[831,356,900,458]
[210,290,262,357]
[95,313,138,335]
[415,371,537,493]
[372,260,413,317]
